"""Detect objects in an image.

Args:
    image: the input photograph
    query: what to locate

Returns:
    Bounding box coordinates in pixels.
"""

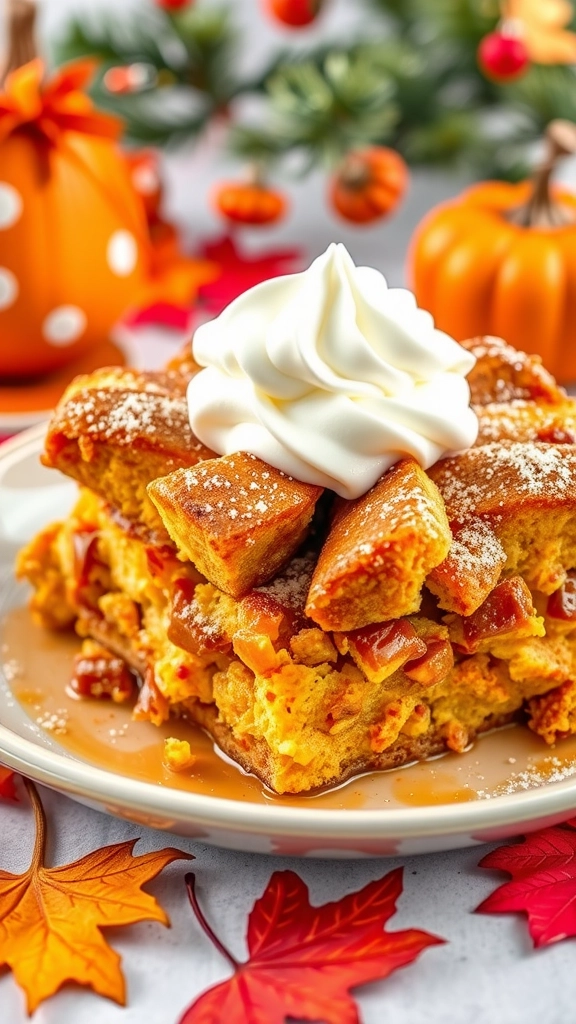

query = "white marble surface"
[2,2,576,1022]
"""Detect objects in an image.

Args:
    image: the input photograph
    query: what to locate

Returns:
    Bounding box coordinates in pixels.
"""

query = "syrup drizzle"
[4,606,576,811]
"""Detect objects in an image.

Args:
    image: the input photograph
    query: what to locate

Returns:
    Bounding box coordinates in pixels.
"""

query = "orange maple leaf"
[0,780,192,1013]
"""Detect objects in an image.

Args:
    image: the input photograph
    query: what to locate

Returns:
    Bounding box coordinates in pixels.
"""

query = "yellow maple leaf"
[508,0,576,64]
[0,780,192,1013]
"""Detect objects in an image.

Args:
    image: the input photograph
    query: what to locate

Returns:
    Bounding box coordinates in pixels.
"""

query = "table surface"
[3,4,576,1020]
[2,787,576,1024]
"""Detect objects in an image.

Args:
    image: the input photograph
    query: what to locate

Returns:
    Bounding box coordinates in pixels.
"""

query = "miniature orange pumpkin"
[0,57,149,379]
[330,147,408,225]
[409,120,576,383]
[213,180,287,226]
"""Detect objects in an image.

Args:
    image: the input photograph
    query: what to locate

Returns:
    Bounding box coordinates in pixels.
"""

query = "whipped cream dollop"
[187,243,478,499]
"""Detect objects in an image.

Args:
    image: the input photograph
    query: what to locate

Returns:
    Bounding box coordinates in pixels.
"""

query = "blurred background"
[1,0,576,424]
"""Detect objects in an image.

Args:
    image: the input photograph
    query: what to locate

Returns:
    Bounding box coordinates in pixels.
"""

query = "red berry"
[478,30,530,82]
[155,0,192,10]
[263,0,324,29]
[103,64,152,94]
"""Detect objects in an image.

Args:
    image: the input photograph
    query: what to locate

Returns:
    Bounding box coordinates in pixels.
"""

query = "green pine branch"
[53,12,180,74]
[233,50,398,169]
[49,0,576,179]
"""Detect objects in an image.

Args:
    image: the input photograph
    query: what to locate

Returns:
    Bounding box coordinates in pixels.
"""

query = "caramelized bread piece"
[427,519,507,615]
[164,341,201,378]
[463,336,566,406]
[43,367,214,543]
[446,577,544,654]
[429,442,576,597]
[463,336,576,447]
[305,458,451,632]
[148,453,322,597]
[475,399,576,447]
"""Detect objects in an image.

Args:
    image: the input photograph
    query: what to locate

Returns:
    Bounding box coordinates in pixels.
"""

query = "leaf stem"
[185,872,239,970]
[23,778,47,873]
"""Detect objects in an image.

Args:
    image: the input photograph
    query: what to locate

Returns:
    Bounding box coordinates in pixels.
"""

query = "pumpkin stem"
[1,0,38,87]
[339,152,371,191]
[246,161,266,188]
[508,120,576,228]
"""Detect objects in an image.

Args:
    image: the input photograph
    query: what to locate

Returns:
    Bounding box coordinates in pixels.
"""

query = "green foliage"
[51,0,576,178]
[53,5,238,146]
[234,51,398,168]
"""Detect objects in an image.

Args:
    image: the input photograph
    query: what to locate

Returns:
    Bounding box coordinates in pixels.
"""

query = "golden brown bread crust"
[148,453,323,597]
[427,519,507,616]
[465,336,576,450]
[43,367,215,543]
[305,459,451,631]
[430,442,576,521]
[429,442,576,604]
[475,399,576,447]
[463,336,566,406]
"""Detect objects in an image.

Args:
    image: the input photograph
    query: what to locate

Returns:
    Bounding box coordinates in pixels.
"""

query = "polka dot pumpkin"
[0,59,149,379]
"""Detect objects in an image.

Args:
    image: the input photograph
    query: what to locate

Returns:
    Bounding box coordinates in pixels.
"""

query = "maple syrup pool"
[3,605,576,811]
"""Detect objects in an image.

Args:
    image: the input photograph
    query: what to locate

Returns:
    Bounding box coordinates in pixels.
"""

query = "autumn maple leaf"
[178,867,444,1024]
[196,234,303,315]
[0,780,192,1012]
[0,766,17,800]
[477,818,576,947]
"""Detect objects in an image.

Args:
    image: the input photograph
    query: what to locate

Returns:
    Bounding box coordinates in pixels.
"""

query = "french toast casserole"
[16,337,576,795]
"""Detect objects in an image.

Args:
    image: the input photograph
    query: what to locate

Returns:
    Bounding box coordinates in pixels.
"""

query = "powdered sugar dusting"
[63,389,191,445]
[166,453,315,530]
[435,443,576,518]
[444,519,506,578]
[475,400,576,446]
[477,755,576,798]
[328,465,444,577]
[255,552,316,613]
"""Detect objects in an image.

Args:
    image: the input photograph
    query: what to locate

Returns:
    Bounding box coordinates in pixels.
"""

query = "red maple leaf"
[477,818,576,946]
[178,868,444,1024]
[0,767,17,801]
[196,234,304,316]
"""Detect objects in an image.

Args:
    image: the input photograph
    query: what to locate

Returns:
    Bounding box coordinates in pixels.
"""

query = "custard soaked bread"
[18,483,576,794]
[18,330,576,794]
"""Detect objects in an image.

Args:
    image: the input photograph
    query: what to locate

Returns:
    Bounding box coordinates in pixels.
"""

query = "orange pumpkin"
[329,146,408,225]
[0,58,150,379]
[213,180,287,226]
[409,120,576,383]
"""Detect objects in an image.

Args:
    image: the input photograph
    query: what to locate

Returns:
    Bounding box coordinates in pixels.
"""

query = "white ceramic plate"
[0,409,50,435]
[3,426,576,857]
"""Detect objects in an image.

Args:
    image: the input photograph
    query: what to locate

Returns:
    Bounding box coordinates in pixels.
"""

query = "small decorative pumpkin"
[409,120,576,383]
[0,0,149,379]
[213,177,287,226]
[329,146,408,225]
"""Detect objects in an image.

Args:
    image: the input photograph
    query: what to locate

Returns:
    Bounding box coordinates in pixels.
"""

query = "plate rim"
[3,425,576,840]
